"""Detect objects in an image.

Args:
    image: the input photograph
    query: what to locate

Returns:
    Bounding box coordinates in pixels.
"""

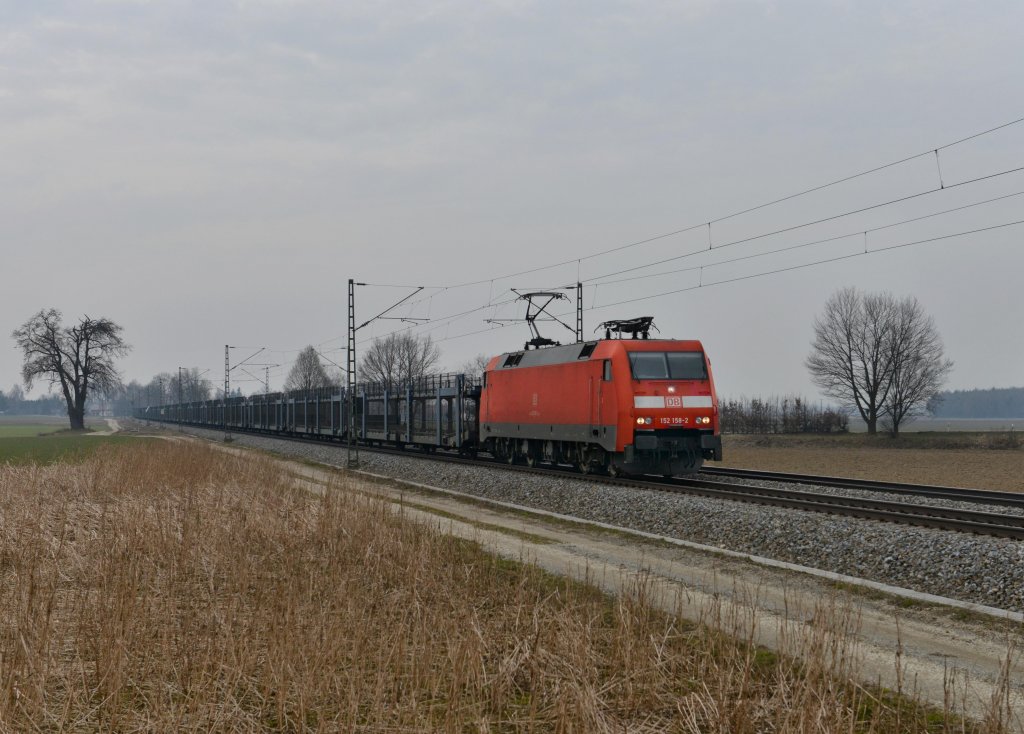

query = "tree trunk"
[68,392,88,431]
[865,416,877,434]
[67,405,85,430]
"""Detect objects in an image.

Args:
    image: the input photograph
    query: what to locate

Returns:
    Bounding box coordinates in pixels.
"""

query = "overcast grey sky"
[2,0,1022,400]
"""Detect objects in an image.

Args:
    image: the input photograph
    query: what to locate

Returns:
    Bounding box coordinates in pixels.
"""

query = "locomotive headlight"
[644,417,653,425]
[636,417,645,425]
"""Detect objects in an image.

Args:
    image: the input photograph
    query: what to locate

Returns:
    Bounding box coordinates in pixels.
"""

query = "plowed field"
[719,435,1023,492]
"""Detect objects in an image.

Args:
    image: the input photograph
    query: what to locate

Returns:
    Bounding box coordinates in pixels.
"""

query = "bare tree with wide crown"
[806,288,952,435]
[12,309,130,430]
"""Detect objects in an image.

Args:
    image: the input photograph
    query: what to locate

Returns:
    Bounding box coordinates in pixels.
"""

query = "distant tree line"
[719,395,849,434]
[0,385,67,416]
[928,387,1024,419]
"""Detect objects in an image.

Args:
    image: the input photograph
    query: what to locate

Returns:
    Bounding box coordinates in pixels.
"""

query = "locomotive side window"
[629,352,708,380]
[603,360,612,381]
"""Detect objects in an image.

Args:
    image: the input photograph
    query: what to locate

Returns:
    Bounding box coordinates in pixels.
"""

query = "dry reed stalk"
[0,441,1010,732]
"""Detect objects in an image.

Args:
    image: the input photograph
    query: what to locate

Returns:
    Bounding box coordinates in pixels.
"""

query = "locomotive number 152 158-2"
[658,417,689,425]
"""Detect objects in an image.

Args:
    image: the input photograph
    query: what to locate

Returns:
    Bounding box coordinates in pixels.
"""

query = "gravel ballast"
[152,424,1024,612]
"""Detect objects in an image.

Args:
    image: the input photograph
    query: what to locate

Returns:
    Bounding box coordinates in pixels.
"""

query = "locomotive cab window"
[628,352,707,380]
[603,359,612,381]
[666,352,707,380]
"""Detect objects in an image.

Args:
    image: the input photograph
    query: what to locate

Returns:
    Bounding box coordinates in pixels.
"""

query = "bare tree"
[807,288,953,435]
[3,384,24,413]
[460,353,492,381]
[12,309,130,430]
[284,346,333,393]
[168,368,212,403]
[360,333,441,391]
[882,296,953,435]
[806,288,898,434]
[143,373,173,406]
[325,367,344,389]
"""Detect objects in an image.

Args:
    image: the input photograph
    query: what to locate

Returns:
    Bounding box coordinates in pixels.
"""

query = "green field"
[0,419,143,465]
[0,424,69,438]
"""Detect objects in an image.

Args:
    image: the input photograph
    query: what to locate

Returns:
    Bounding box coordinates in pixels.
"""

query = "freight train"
[141,330,721,476]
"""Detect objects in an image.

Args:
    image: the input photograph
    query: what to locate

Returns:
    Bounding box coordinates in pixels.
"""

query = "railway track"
[497,464,1024,541]
[152,421,1024,541]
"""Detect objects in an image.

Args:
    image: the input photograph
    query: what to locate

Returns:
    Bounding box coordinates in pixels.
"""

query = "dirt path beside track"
[87,418,122,436]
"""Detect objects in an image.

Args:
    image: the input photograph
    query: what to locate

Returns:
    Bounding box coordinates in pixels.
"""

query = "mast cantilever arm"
[356,287,425,331]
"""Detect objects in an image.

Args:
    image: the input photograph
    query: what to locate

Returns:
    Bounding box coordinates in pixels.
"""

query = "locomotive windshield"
[628,351,707,380]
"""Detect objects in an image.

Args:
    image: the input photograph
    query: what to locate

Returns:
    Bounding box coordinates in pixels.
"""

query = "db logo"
[665,396,683,407]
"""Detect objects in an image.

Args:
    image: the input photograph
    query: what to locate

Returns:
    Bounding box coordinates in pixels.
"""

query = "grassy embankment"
[0,440,1013,731]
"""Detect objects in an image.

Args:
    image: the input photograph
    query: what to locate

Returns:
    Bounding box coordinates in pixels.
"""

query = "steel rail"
[147,420,1024,540]
[700,467,1024,508]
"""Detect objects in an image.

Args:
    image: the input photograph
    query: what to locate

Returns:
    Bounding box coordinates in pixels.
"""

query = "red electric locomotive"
[480,321,722,476]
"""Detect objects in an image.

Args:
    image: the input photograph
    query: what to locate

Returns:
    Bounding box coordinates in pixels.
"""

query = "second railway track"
[701,466,1024,509]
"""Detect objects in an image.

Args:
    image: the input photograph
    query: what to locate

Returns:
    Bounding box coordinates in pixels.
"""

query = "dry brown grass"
[0,441,1011,731]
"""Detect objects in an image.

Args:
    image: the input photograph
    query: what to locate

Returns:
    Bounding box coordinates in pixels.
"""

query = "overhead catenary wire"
[590,188,1024,287]
[313,116,1024,303]
[584,165,1024,284]
[431,115,1024,289]
[582,219,1024,311]
[217,116,1023,367]
[323,159,1024,351]
[411,218,1024,347]
[161,116,1024,386]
